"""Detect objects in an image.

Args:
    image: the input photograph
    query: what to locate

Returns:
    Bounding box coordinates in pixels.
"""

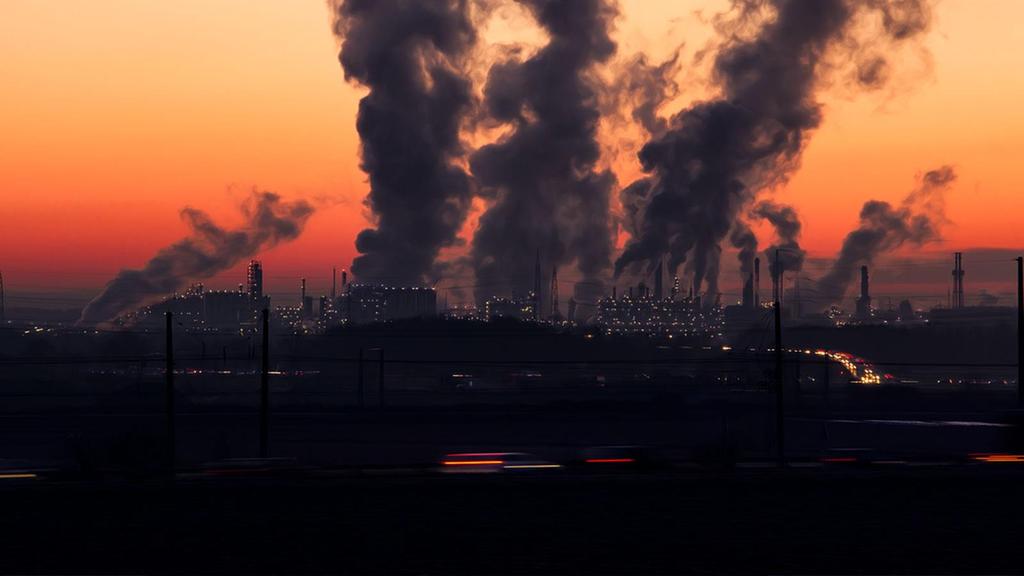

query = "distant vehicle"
[439,452,561,474]
[968,453,1024,464]
[820,448,906,467]
[576,445,667,472]
[197,457,304,478]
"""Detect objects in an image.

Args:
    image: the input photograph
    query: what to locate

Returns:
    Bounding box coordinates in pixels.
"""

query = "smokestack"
[533,248,542,321]
[653,259,664,301]
[342,270,348,292]
[860,266,870,301]
[671,275,679,301]
[743,274,754,309]
[568,297,577,324]
[856,265,872,319]
[550,266,559,319]
[754,257,761,308]
[772,269,778,305]
[301,278,306,303]
[953,252,965,309]
[612,286,617,300]
[794,275,803,319]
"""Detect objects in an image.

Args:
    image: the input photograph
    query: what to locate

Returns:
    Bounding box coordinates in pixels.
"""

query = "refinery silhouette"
[3,0,1024,572]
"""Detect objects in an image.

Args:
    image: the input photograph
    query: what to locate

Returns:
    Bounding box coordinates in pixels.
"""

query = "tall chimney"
[754,257,761,307]
[342,269,348,292]
[856,265,871,319]
[550,265,559,319]
[533,248,542,321]
[952,252,965,309]
[653,259,664,301]
[743,274,754,309]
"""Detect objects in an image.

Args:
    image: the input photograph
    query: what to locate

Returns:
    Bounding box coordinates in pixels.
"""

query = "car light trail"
[503,464,561,469]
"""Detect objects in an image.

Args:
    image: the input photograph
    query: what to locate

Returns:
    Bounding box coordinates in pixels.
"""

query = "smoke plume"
[617,51,682,138]
[79,192,314,326]
[331,0,479,286]
[752,200,806,280]
[614,0,934,299]
[817,165,956,305]
[729,220,758,280]
[469,0,618,304]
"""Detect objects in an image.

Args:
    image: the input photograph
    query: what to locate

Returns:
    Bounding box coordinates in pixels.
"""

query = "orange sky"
[1,1,1022,299]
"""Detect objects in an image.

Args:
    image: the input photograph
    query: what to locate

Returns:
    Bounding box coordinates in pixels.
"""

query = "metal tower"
[550,266,559,319]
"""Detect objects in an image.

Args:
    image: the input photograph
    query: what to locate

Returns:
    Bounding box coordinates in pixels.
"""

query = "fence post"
[357,348,365,408]
[165,312,175,473]
[378,349,385,408]
[260,308,270,458]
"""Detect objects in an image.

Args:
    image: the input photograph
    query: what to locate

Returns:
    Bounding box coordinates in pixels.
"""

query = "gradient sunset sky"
[2,1,1022,304]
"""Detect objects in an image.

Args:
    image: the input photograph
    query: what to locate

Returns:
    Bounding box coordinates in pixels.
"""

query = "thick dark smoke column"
[729,220,758,282]
[618,51,681,138]
[331,0,478,285]
[470,0,618,303]
[752,200,806,280]
[818,166,956,305]
[615,0,934,298]
[79,192,314,326]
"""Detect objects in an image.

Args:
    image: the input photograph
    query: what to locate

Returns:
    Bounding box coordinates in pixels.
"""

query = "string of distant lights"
[0,352,1016,370]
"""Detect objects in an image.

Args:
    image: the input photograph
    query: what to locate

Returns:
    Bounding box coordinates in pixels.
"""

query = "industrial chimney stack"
[653,259,664,301]
[856,265,871,319]
[952,252,965,309]
[754,257,761,308]
[550,265,559,320]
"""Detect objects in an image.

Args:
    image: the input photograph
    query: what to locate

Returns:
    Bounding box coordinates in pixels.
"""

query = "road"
[0,467,1021,574]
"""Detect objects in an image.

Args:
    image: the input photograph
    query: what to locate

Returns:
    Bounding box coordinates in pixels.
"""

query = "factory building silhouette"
[108,250,1016,337]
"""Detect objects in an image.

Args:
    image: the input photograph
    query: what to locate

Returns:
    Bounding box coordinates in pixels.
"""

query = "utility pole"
[378,349,385,408]
[260,308,270,458]
[357,348,365,407]
[774,249,785,468]
[165,312,175,473]
[1017,257,1023,407]
[0,270,6,324]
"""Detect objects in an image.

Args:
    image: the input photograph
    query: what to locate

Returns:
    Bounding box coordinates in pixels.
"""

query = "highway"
[0,466,1021,574]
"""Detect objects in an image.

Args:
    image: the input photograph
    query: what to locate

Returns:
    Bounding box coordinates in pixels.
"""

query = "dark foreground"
[1,467,1022,574]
